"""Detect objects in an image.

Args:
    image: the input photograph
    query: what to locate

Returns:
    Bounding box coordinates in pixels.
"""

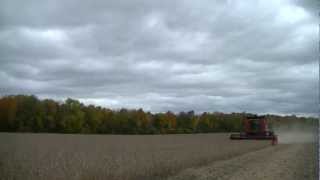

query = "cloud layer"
[0,0,318,116]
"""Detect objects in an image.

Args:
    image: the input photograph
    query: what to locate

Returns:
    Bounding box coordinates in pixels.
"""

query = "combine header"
[230,115,278,145]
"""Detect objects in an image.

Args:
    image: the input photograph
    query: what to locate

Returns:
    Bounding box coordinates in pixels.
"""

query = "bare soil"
[168,143,316,180]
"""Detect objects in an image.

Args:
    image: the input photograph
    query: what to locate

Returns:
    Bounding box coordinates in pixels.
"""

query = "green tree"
[59,98,85,133]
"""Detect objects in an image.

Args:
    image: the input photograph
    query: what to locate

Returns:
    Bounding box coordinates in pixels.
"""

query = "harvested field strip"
[168,143,316,180]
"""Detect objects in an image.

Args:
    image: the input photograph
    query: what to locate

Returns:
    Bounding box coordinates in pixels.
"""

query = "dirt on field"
[169,143,316,180]
[0,132,317,180]
[169,129,317,180]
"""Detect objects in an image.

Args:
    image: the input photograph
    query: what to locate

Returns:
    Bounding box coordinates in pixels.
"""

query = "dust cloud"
[273,125,317,144]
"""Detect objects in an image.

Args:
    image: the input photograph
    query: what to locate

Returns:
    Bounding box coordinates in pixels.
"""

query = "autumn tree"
[0,95,315,134]
[0,96,17,131]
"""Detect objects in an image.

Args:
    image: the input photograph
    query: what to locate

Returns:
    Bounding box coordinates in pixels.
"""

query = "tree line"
[0,95,316,134]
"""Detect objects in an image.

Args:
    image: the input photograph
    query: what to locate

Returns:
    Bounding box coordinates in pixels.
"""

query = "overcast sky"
[0,0,318,116]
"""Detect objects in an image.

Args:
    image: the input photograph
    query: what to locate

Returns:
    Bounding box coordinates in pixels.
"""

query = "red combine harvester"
[230,115,278,145]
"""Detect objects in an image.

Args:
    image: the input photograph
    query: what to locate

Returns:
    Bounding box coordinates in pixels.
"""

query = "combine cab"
[230,115,278,145]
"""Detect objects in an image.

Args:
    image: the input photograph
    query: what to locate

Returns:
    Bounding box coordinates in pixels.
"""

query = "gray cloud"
[0,0,317,116]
